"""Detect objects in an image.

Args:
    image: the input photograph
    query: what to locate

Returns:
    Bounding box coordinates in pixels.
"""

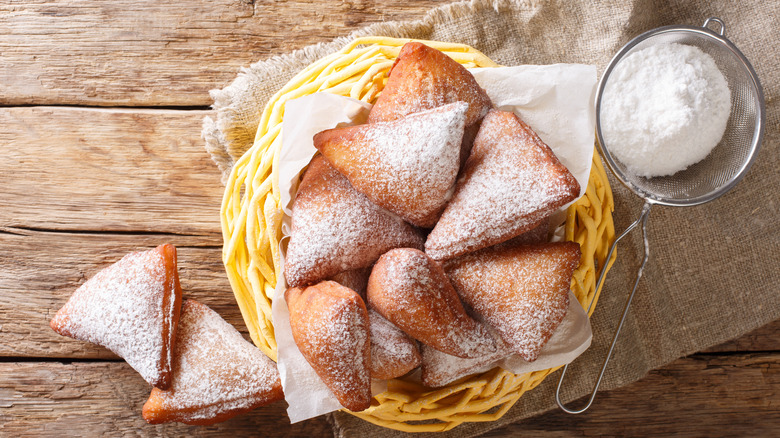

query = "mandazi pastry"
[368,309,421,380]
[368,42,493,166]
[285,281,372,412]
[444,242,581,362]
[142,300,283,425]
[314,101,467,228]
[367,248,499,359]
[368,42,492,126]
[284,155,424,288]
[420,337,512,388]
[426,109,580,261]
[50,244,182,389]
[328,267,372,299]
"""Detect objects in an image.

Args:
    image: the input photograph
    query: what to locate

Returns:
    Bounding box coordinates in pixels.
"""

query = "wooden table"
[2,1,778,436]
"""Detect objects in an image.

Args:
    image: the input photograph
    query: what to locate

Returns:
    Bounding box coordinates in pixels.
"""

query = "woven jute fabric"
[201,0,780,436]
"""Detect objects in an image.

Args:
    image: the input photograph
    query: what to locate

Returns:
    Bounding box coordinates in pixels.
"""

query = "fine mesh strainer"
[556,17,765,413]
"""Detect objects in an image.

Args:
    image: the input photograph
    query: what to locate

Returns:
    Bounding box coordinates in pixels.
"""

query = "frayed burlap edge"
[201,0,538,184]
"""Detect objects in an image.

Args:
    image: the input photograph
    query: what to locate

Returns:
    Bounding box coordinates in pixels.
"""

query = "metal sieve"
[556,17,765,413]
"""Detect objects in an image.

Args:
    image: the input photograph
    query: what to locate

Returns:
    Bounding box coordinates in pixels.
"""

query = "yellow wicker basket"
[220,36,617,432]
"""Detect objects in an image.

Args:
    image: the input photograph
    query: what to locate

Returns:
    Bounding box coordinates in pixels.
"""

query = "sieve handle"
[555,201,652,414]
[703,17,726,37]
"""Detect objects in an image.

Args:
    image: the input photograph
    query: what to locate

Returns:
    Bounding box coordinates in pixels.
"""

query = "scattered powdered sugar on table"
[601,42,731,177]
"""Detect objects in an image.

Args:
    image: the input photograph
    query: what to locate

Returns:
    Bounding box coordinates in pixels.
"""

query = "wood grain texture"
[485,353,780,437]
[0,0,448,106]
[0,107,223,235]
[0,361,331,437]
[2,354,778,436]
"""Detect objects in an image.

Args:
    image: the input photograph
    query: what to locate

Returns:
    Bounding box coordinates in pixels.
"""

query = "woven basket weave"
[220,36,617,432]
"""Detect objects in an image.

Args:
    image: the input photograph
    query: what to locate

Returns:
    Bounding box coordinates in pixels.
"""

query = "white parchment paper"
[271,64,598,423]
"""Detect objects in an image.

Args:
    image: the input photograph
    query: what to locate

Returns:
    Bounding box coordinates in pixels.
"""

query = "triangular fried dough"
[426,110,580,260]
[50,244,182,389]
[142,300,283,425]
[369,309,421,380]
[286,281,372,412]
[368,42,492,128]
[285,155,424,287]
[420,339,511,388]
[367,248,499,359]
[314,102,467,228]
[444,242,581,362]
[368,42,493,167]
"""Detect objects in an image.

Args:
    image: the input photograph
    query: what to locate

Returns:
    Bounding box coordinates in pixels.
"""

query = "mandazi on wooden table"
[1,1,779,436]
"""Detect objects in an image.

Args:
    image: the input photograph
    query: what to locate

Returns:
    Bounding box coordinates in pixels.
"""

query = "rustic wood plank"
[0,107,223,235]
[484,353,780,437]
[0,229,241,359]
[703,318,780,353]
[0,0,449,106]
[0,361,331,436]
[2,354,778,436]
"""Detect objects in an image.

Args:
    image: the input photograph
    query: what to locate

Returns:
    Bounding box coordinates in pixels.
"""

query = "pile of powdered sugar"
[601,43,731,178]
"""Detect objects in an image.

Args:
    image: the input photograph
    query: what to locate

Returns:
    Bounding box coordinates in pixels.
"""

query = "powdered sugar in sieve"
[555,17,765,414]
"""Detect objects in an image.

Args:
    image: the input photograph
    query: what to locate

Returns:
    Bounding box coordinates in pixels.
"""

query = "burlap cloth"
[201,0,780,436]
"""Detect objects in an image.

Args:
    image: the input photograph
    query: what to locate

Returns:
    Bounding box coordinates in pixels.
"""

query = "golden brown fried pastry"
[495,216,550,249]
[367,248,499,359]
[314,102,467,228]
[50,244,182,389]
[328,267,372,300]
[368,42,491,126]
[285,281,372,412]
[142,300,283,425]
[368,42,493,167]
[420,337,511,388]
[426,110,580,261]
[444,242,581,362]
[369,309,421,380]
[284,156,424,288]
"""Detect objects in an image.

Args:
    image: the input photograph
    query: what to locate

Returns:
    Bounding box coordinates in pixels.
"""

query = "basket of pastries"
[220,36,617,432]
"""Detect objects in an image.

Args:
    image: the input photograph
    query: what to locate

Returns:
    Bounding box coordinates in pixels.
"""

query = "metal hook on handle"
[703,17,726,37]
[555,201,653,414]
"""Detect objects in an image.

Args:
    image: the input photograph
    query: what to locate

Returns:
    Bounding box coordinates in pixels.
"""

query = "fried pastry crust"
[285,156,424,287]
[444,242,581,362]
[426,110,580,261]
[142,300,283,425]
[286,281,372,412]
[367,248,499,359]
[50,244,182,389]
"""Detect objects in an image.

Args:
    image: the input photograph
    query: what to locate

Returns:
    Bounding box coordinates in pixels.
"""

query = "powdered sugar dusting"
[426,110,580,260]
[367,248,498,359]
[287,283,371,410]
[285,157,424,287]
[153,300,281,420]
[50,246,175,387]
[444,243,579,362]
[368,42,492,127]
[420,336,511,387]
[328,267,371,299]
[319,102,466,227]
[368,309,421,380]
